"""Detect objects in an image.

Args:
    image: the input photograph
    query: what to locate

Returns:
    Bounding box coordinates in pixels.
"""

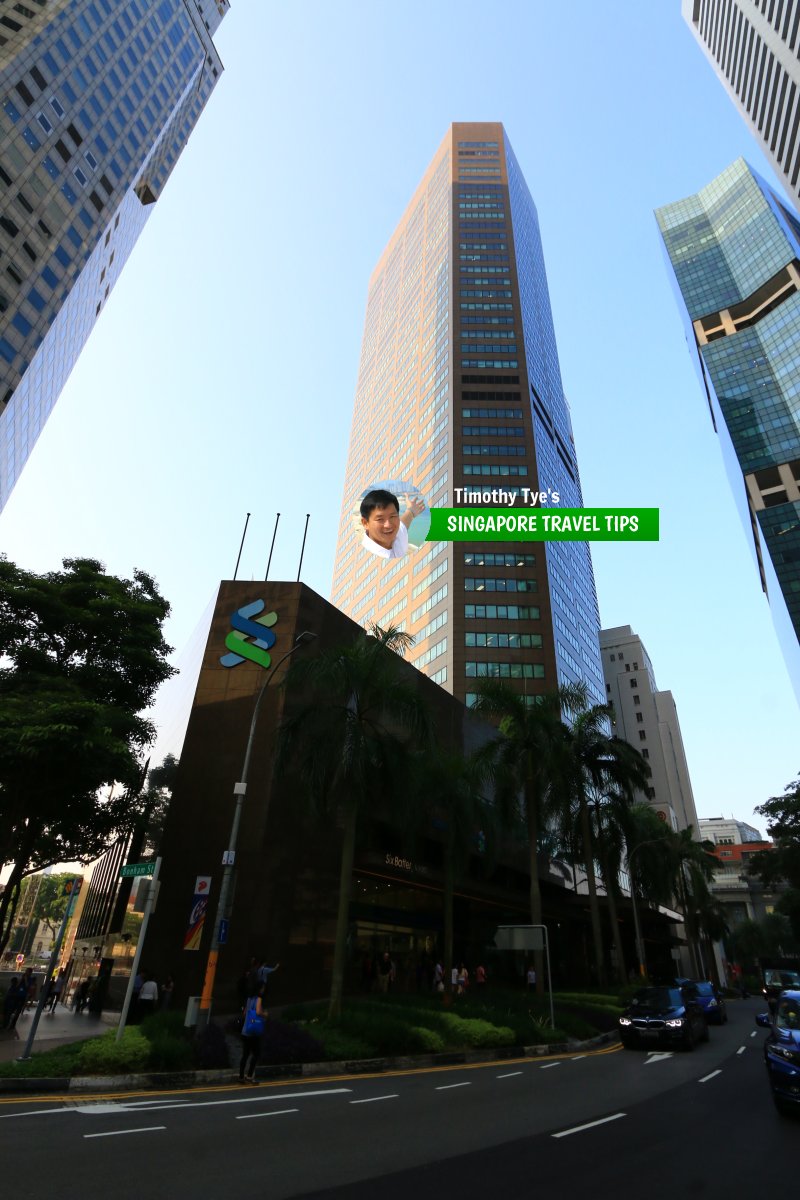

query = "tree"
[562,696,651,987]
[412,749,492,993]
[471,682,579,995]
[0,557,174,956]
[750,774,800,941]
[276,624,431,1019]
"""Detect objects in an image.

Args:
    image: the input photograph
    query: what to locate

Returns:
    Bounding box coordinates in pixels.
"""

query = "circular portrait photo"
[355,478,431,561]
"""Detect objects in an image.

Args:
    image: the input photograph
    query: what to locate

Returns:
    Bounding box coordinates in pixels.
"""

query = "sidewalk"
[0,1004,115,1062]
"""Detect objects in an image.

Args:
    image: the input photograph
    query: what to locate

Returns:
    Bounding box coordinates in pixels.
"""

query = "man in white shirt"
[360,489,424,560]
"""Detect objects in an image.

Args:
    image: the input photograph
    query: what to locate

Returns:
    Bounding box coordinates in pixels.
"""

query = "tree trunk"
[594,806,626,984]
[0,820,40,957]
[579,793,606,987]
[328,798,358,1021]
[526,776,545,997]
[443,827,455,995]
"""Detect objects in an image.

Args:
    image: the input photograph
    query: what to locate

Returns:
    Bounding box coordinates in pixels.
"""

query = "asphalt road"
[0,998,792,1199]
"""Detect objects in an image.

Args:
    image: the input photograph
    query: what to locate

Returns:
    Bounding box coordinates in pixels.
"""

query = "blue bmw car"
[756,988,800,1116]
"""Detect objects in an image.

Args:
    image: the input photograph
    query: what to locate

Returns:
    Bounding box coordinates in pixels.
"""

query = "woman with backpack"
[239,981,267,1084]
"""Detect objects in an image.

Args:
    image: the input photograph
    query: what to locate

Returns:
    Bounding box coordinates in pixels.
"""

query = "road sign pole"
[116,856,161,1041]
[17,875,81,1062]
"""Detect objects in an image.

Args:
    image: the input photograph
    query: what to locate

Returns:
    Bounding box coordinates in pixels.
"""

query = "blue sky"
[1,2,797,832]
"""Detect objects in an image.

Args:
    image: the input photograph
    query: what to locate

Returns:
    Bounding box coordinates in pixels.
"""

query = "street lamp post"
[195,630,316,1030]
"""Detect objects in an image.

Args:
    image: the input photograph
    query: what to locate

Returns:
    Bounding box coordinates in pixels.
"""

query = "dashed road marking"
[237,1108,299,1120]
[737,1046,746,1055]
[699,1070,722,1083]
[552,1112,626,1138]
[496,1071,523,1079]
[350,1095,398,1104]
[435,1082,471,1091]
[83,1125,165,1139]
[540,1062,560,1070]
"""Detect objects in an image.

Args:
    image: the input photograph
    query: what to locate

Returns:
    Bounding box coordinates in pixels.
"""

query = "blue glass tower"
[332,123,606,710]
[0,0,229,511]
[656,158,800,702]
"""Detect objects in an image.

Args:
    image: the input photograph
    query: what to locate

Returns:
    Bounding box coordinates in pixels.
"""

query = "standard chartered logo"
[220,600,278,669]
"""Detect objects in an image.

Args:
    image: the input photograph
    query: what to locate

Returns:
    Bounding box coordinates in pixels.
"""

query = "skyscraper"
[599,625,700,834]
[682,0,800,212]
[331,123,606,711]
[0,0,228,510]
[656,158,800,701]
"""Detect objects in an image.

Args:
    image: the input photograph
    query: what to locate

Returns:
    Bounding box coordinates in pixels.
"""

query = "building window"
[638,730,646,741]
[633,661,639,669]
[633,694,640,705]
[610,654,615,661]
[625,663,630,672]
[630,678,638,688]
[641,749,649,759]
[636,712,643,723]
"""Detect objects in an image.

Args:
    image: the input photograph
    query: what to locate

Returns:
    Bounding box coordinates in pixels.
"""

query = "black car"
[619,986,709,1050]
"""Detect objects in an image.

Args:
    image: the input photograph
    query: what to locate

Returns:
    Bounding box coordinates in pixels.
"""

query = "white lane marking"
[570,1055,587,1061]
[435,1082,471,1091]
[737,1046,746,1055]
[644,1053,673,1064]
[83,1126,165,1139]
[0,1087,351,1123]
[497,1071,523,1079]
[699,1070,722,1083]
[750,1031,757,1038]
[349,1095,398,1105]
[552,1112,626,1139]
[540,1062,560,1070]
[0,1107,75,1121]
[236,1108,299,1120]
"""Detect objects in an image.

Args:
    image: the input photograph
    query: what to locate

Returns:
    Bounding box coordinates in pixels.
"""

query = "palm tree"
[276,624,431,1019]
[667,827,718,978]
[562,694,651,987]
[412,749,490,993]
[471,681,579,995]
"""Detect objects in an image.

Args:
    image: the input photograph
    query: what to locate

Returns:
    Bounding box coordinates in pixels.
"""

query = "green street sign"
[119,861,156,878]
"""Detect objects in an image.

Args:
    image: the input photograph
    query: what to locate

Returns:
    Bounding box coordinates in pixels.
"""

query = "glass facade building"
[656,158,800,701]
[0,0,228,510]
[331,122,606,710]
[683,0,800,215]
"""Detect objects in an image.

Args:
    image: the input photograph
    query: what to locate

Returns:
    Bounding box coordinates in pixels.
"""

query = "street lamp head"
[295,630,316,645]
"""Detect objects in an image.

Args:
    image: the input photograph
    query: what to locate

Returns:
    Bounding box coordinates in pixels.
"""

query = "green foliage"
[0,556,174,956]
[0,1041,85,1078]
[752,775,800,891]
[310,1025,375,1061]
[75,1028,150,1075]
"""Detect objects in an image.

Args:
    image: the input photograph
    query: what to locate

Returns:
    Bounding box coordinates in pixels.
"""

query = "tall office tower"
[656,158,800,702]
[599,626,700,834]
[0,0,228,510]
[683,0,800,212]
[331,123,606,710]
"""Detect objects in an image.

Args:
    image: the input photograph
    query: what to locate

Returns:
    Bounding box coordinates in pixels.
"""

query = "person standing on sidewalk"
[137,973,158,1020]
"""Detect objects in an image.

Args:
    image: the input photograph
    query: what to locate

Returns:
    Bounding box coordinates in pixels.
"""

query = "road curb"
[0,1030,617,1095]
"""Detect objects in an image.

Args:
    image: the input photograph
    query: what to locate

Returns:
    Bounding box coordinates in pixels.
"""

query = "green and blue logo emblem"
[220,600,278,669]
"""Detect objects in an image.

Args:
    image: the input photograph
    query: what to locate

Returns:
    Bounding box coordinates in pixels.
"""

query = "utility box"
[185,995,201,1028]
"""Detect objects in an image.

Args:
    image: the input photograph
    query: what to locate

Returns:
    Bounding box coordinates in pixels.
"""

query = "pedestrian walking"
[2,977,22,1029]
[47,968,66,1012]
[456,963,469,995]
[526,964,536,993]
[433,960,444,992]
[377,951,394,995]
[256,958,280,987]
[74,978,91,1014]
[475,964,486,989]
[239,981,266,1084]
